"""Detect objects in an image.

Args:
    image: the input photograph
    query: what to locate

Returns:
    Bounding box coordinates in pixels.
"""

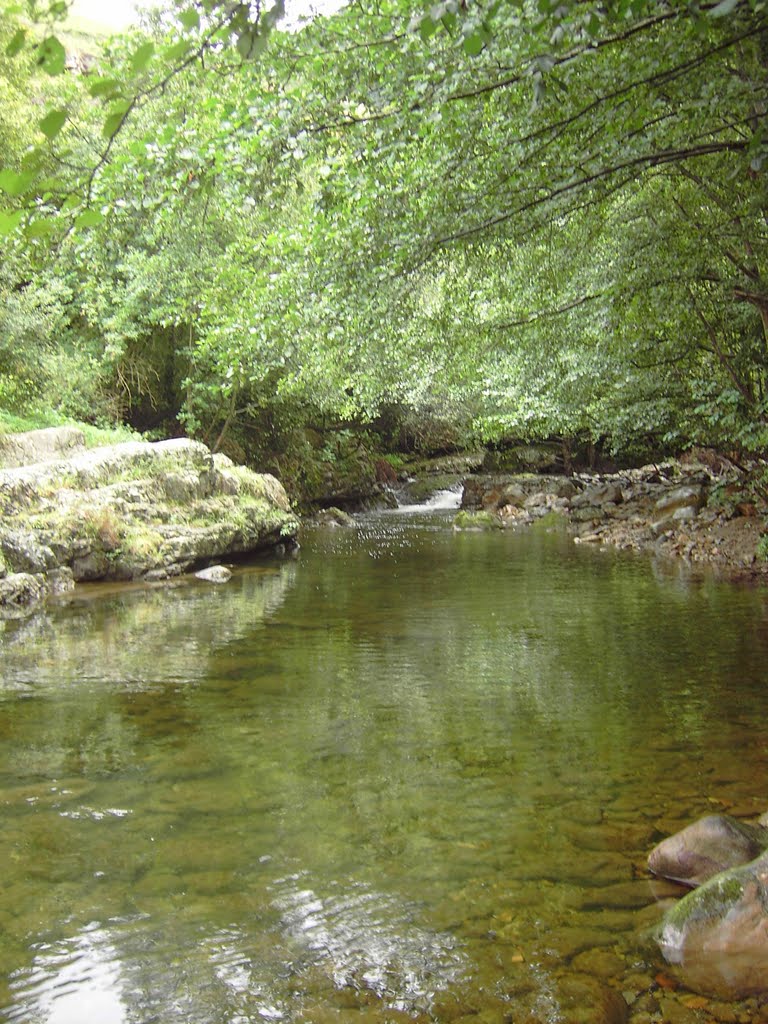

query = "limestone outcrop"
[0,431,299,614]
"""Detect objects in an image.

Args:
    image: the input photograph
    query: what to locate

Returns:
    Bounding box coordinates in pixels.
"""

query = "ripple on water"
[272,872,467,1013]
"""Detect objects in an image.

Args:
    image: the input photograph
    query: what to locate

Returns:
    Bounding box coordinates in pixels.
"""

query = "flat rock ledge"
[459,454,768,579]
[0,432,299,615]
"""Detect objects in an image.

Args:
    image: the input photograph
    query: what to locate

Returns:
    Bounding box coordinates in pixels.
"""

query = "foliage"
[0,0,766,493]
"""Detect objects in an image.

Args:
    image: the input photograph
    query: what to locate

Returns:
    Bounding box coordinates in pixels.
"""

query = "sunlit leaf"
[37,35,66,75]
[6,28,26,57]
[178,8,201,29]
[39,109,67,140]
[0,168,34,196]
[0,209,24,236]
[74,209,104,229]
[130,41,156,72]
[164,40,191,62]
[89,77,122,99]
[25,218,55,238]
[103,100,132,139]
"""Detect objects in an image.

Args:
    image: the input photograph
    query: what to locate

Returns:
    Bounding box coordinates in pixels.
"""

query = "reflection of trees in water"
[0,565,296,690]
[3,526,768,1022]
[10,873,467,1024]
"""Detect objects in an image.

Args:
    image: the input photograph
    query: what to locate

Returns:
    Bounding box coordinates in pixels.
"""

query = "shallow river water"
[1,503,768,1024]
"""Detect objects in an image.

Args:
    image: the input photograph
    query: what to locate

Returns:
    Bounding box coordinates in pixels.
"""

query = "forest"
[1,0,767,501]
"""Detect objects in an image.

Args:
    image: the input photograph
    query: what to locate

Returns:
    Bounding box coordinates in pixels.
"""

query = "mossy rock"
[658,849,768,998]
[530,510,568,531]
[403,473,463,504]
[453,510,503,530]
[0,437,299,605]
[482,444,559,473]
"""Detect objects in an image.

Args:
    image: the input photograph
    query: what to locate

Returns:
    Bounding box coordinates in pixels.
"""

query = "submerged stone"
[658,849,768,998]
[648,814,768,887]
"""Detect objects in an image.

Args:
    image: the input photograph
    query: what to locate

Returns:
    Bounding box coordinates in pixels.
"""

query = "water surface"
[1,507,767,1022]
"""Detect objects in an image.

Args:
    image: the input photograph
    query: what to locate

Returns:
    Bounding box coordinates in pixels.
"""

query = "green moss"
[454,510,502,530]
[665,870,745,931]
[121,525,164,563]
[0,410,139,448]
[531,510,568,531]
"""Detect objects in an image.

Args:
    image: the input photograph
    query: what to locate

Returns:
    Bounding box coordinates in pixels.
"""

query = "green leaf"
[6,27,27,58]
[39,109,67,140]
[25,218,55,239]
[130,41,155,72]
[89,76,122,99]
[0,209,24,236]
[418,15,438,40]
[0,168,34,196]
[74,209,104,229]
[178,8,200,29]
[103,100,132,139]
[38,35,66,75]
[164,39,191,62]
[236,28,260,59]
[463,31,485,56]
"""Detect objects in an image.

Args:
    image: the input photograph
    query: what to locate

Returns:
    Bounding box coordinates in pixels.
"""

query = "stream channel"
[1,491,768,1023]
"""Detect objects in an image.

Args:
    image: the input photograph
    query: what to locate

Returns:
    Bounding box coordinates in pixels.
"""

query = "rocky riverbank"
[0,428,299,615]
[457,453,768,580]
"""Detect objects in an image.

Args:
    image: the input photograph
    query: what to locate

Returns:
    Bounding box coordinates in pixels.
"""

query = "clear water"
[1,508,767,1023]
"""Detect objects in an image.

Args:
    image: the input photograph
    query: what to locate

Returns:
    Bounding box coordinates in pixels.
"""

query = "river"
[1,498,767,1023]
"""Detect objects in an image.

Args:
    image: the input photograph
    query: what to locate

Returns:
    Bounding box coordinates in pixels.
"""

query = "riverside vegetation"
[1,0,768,1017]
[0,0,766,520]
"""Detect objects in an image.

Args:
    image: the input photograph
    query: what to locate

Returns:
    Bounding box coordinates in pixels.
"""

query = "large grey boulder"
[0,426,85,468]
[571,482,623,508]
[653,484,707,518]
[0,435,298,614]
[648,814,768,887]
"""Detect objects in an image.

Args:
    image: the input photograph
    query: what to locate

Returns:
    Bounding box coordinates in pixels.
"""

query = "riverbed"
[1,503,767,1023]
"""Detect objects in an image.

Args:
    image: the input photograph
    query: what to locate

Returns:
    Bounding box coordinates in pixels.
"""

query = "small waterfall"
[392,486,463,514]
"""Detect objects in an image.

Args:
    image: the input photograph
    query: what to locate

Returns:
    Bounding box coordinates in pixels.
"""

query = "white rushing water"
[391,487,463,514]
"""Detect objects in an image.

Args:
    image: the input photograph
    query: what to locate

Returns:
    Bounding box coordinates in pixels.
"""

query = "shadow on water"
[2,509,768,1022]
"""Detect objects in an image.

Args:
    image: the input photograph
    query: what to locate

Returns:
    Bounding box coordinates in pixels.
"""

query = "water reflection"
[8,923,126,1024]
[273,872,465,1010]
[0,564,295,692]
[1,519,768,1021]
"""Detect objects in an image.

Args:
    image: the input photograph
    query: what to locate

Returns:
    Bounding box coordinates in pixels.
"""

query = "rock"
[555,479,578,499]
[654,485,707,518]
[658,848,768,997]
[571,482,623,508]
[195,565,232,584]
[374,458,398,485]
[648,815,768,887]
[536,973,629,1024]
[0,572,48,610]
[672,505,699,522]
[315,507,355,527]
[0,528,58,574]
[453,510,503,530]
[0,435,298,615]
[0,426,86,468]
